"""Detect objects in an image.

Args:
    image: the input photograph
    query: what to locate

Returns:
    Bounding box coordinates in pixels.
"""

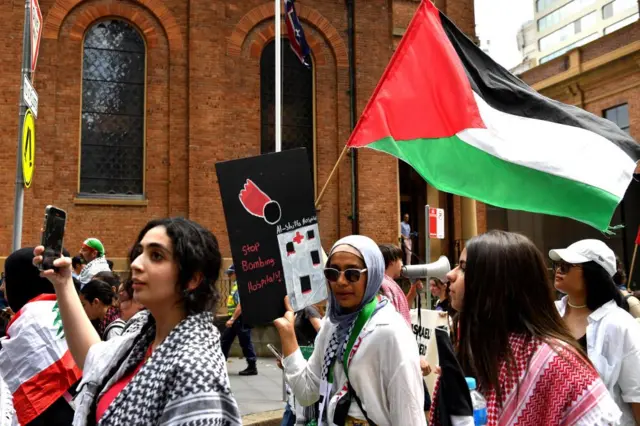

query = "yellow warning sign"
[22,109,35,188]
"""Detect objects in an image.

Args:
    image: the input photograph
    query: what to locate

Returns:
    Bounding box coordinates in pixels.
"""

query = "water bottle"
[466,377,487,426]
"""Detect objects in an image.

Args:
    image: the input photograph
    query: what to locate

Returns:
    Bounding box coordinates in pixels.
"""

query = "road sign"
[30,0,42,72]
[429,207,445,239]
[23,76,38,118]
[22,109,35,188]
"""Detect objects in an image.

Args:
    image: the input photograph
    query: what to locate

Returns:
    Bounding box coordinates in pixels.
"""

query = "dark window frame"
[260,39,316,190]
[78,19,146,199]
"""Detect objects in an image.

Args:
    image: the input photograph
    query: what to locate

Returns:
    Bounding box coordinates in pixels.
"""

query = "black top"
[578,334,587,352]
[435,298,451,313]
[294,305,322,346]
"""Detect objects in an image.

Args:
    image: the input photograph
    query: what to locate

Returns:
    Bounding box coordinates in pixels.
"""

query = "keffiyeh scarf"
[429,334,621,426]
[86,310,241,426]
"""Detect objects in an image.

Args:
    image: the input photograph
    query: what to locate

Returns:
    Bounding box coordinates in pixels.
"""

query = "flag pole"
[275,0,282,153]
[629,244,638,290]
[315,144,349,208]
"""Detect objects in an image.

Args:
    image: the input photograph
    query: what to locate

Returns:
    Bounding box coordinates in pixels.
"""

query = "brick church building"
[0,0,479,266]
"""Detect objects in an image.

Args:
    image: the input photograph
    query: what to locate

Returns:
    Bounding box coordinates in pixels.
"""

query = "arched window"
[80,19,145,196]
[260,39,315,185]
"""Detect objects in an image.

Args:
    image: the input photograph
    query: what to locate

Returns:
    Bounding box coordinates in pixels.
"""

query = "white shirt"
[283,302,425,426]
[556,298,640,426]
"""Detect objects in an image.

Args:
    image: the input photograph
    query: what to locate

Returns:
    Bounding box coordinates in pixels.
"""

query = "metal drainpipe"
[346,0,359,234]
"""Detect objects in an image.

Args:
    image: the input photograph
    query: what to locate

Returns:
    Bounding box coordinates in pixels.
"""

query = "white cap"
[549,239,616,277]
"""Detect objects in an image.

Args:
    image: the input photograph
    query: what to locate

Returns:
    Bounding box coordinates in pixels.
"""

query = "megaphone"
[401,256,451,281]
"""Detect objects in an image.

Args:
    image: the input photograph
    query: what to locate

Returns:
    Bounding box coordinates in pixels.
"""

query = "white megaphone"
[401,256,451,281]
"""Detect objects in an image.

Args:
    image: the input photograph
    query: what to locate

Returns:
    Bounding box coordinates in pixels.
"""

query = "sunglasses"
[323,268,367,283]
[553,262,580,274]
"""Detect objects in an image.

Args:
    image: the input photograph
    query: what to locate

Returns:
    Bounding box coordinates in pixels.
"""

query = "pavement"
[227,357,285,425]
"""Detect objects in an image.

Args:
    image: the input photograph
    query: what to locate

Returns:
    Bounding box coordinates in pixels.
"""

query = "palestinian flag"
[347,0,640,231]
[0,294,81,425]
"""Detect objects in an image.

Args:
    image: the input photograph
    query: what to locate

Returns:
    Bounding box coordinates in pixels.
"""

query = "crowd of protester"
[0,216,638,425]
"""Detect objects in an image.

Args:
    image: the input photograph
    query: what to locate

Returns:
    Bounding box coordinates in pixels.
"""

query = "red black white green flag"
[347,0,640,231]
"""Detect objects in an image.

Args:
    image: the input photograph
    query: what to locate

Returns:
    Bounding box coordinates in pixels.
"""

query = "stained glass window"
[261,40,315,185]
[80,20,145,196]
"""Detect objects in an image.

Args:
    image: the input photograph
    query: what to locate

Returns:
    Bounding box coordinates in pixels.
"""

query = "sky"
[475,0,535,69]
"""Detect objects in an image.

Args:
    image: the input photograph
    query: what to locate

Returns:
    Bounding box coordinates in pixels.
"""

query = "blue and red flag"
[284,0,311,68]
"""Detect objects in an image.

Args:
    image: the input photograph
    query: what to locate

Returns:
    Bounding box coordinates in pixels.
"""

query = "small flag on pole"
[635,225,640,245]
[284,0,311,68]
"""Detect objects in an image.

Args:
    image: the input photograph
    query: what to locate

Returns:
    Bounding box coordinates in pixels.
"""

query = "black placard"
[216,149,325,326]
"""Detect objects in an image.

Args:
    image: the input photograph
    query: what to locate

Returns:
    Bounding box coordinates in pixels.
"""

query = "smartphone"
[267,343,283,361]
[40,205,67,271]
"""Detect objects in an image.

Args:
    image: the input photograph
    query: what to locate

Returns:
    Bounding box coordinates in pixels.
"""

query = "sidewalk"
[227,357,285,424]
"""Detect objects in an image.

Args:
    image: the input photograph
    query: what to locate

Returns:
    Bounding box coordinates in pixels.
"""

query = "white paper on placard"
[410,308,449,395]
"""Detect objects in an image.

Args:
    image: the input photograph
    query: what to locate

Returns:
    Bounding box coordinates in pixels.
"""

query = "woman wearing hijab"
[274,235,425,426]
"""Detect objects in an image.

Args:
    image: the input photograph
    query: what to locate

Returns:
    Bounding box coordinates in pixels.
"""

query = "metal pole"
[12,0,31,252]
[275,0,282,153]
[425,204,432,309]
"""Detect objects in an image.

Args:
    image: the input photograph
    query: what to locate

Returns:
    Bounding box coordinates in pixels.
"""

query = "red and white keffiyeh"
[430,333,621,426]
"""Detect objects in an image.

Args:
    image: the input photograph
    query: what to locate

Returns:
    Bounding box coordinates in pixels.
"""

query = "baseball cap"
[225,264,235,274]
[549,239,616,277]
[82,238,105,256]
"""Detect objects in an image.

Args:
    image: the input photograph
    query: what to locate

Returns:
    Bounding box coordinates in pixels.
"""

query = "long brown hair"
[458,231,584,402]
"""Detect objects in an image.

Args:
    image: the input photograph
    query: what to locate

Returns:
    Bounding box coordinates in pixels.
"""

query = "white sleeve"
[282,322,328,407]
[383,326,426,426]
[619,323,640,403]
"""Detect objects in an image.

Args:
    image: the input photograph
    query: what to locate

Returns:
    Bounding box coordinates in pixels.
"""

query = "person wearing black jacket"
[2,248,77,426]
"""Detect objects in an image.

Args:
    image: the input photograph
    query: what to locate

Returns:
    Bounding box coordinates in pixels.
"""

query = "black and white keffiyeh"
[88,310,241,426]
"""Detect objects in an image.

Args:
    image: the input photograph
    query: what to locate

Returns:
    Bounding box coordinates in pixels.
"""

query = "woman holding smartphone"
[34,217,241,426]
[274,235,425,426]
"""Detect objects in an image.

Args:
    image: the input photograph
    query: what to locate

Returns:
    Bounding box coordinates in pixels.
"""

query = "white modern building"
[511,20,538,74]
[535,0,639,64]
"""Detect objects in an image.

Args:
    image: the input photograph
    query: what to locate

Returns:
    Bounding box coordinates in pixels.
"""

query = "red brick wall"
[0,0,477,259]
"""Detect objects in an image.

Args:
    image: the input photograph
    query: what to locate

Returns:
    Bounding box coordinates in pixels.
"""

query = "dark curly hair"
[127,217,221,315]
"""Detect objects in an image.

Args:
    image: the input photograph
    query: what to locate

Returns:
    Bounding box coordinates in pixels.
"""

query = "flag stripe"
[437,9,640,163]
[463,92,636,199]
[346,0,484,146]
[368,135,619,230]
[12,350,80,425]
[6,293,57,336]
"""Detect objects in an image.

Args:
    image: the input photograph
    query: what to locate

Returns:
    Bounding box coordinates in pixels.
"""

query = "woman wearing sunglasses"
[274,235,425,426]
[550,239,640,425]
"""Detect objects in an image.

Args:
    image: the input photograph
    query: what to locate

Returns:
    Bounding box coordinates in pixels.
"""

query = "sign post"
[424,206,446,309]
[424,205,431,308]
[12,0,36,252]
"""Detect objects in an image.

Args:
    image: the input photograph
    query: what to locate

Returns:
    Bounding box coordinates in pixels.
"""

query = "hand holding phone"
[39,206,66,271]
[267,343,283,361]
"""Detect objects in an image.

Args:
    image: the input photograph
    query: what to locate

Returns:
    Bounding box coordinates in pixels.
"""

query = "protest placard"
[216,148,328,325]
[410,308,449,394]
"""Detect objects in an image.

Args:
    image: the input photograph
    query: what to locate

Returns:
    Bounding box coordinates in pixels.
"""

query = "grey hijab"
[326,235,385,353]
